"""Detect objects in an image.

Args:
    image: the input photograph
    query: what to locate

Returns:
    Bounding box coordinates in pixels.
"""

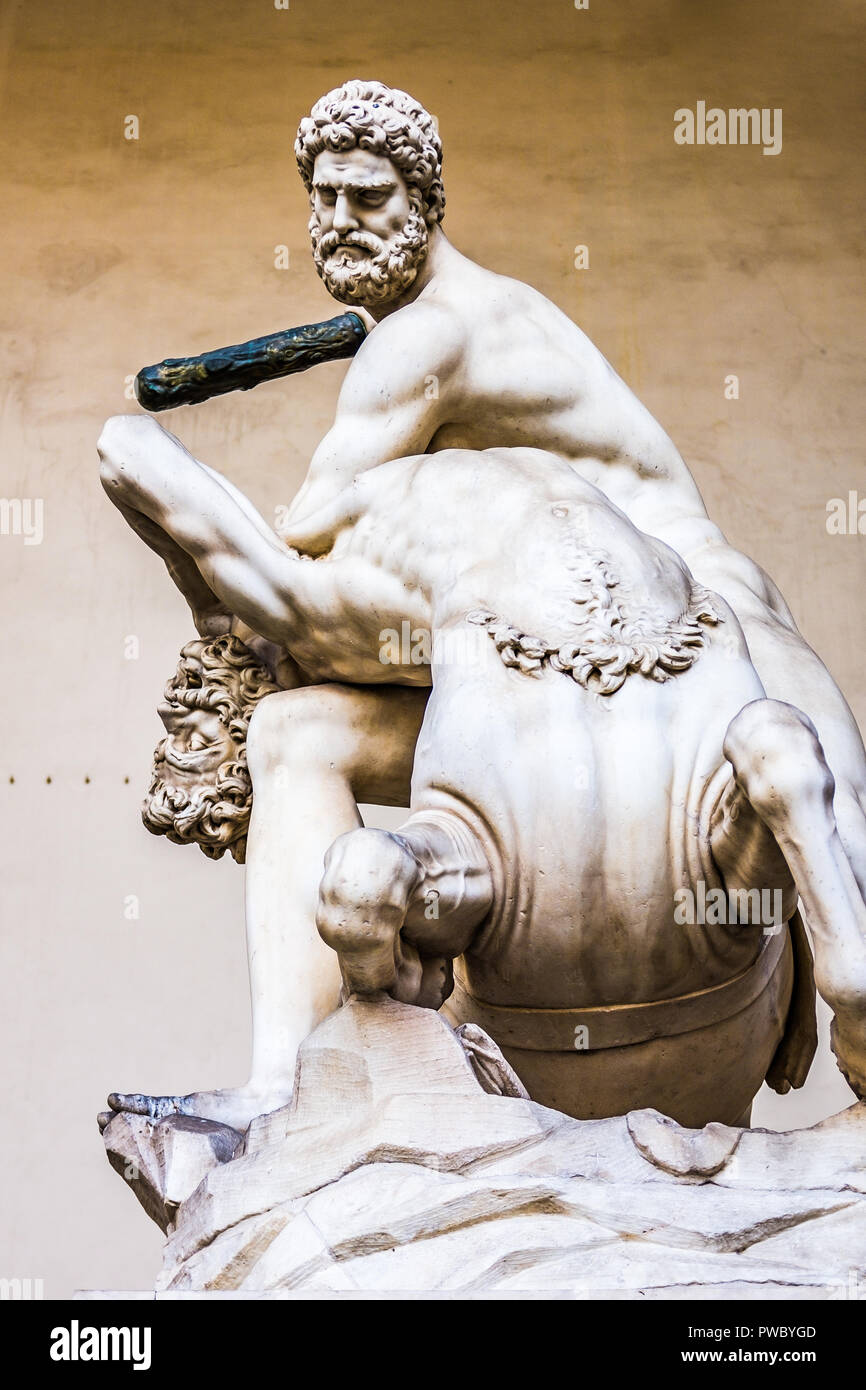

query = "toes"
[107,1092,145,1113]
[106,1092,187,1120]
[107,1091,160,1116]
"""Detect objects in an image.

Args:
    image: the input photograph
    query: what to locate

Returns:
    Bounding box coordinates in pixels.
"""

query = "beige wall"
[1,0,863,1296]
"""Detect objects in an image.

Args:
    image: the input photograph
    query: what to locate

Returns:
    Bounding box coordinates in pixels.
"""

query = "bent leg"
[723,699,866,1098]
[708,767,816,1094]
[687,539,866,900]
[244,684,429,1086]
[743,607,866,903]
[98,415,287,636]
[98,414,345,651]
[104,682,429,1132]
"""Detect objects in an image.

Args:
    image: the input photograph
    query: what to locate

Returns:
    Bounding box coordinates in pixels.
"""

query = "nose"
[332,192,358,236]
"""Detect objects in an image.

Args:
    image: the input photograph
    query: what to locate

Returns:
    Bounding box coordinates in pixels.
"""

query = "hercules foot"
[99,1081,293,1134]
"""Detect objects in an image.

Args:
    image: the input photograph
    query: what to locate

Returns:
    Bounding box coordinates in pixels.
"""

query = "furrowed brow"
[312,177,397,193]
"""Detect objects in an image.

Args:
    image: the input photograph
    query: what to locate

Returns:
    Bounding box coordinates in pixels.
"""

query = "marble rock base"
[102,997,866,1297]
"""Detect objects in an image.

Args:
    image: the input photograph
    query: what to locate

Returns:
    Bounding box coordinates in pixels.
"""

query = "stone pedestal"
[102,996,866,1297]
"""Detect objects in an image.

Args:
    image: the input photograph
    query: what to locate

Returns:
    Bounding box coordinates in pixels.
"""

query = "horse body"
[313,449,783,1013]
[291,447,805,1123]
[97,418,866,1131]
[413,645,775,1011]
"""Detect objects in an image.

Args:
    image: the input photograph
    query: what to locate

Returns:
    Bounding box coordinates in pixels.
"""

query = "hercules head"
[295,79,444,310]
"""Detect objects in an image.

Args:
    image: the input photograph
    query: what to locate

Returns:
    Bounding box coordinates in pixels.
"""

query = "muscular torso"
[282,237,792,635]
[425,265,708,541]
[288,241,708,547]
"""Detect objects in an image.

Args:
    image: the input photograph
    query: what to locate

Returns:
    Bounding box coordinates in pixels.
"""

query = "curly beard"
[141,635,281,864]
[309,202,429,308]
[143,753,252,863]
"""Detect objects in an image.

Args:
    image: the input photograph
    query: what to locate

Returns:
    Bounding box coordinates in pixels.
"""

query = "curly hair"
[142,634,280,864]
[295,79,445,227]
[467,557,723,697]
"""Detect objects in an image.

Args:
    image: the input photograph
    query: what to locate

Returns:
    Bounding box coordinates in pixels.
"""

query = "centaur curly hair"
[142,634,280,864]
[294,79,445,227]
[468,553,723,697]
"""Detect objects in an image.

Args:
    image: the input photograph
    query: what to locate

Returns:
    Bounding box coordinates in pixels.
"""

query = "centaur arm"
[279,300,464,550]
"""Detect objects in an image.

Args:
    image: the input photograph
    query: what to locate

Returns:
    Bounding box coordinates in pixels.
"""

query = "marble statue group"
[96,80,866,1150]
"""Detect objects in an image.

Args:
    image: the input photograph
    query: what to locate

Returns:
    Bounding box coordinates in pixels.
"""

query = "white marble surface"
[103,997,866,1298]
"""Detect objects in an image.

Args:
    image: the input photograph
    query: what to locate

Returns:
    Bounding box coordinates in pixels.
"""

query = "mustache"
[317,229,385,259]
[154,739,222,773]
[309,203,429,309]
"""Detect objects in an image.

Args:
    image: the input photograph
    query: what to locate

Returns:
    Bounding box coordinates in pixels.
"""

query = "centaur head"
[142,635,279,863]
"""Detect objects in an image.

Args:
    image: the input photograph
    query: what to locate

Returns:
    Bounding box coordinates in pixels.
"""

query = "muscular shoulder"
[338,299,465,413]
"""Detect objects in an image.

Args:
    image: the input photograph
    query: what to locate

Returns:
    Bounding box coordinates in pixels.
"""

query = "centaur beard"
[309,200,430,308]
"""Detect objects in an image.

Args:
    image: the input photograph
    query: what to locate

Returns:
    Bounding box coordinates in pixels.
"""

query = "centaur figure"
[99,80,866,1131]
[97,417,866,1128]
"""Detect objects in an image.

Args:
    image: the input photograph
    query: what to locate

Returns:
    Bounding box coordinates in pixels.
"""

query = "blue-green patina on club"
[134,311,367,411]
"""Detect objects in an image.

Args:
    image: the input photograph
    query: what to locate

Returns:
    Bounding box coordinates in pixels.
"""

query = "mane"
[467,550,723,696]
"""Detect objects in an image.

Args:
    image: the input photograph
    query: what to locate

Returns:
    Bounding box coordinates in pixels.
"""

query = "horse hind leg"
[315,814,493,1010]
[708,768,797,929]
[834,780,866,905]
[708,768,816,1093]
[722,698,866,1099]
